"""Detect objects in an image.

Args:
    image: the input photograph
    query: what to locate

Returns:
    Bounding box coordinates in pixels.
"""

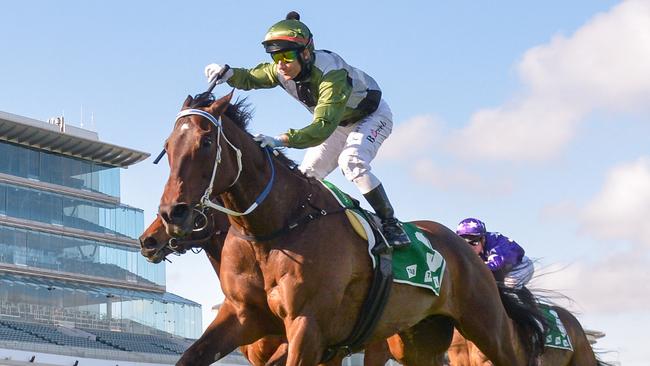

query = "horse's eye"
[202,138,213,148]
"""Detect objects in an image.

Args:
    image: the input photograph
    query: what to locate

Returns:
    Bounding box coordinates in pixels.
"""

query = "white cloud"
[539,200,579,222]
[409,159,514,195]
[580,157,650,248]
[379,115,515,194]
[378,115,442,161]
[448,0,650,161]
[532,250,650,313]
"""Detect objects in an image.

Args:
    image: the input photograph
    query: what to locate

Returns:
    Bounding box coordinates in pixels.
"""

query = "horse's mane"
[191,93,302,172]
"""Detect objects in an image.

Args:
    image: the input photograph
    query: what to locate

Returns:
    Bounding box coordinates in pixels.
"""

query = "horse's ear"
[208,89,234,116]
[182,95,193,109]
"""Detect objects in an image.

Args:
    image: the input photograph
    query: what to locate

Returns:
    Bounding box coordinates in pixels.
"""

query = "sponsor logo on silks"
[406,264,417,278]
[366,120,388,143]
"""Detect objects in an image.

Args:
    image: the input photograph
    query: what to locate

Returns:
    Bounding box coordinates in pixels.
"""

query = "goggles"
[271,49,300,64]
[461,236,483,246]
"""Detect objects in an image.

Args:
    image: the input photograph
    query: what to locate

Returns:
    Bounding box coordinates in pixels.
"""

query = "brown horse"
[448,305,610,366]
[140,213,290,366]
[154,92,546,366]
[140,212,447,366]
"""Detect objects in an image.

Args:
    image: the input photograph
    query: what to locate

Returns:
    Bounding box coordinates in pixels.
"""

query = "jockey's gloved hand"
[486,254,504,271]
[253,134,285,149]
[204,63,234,84]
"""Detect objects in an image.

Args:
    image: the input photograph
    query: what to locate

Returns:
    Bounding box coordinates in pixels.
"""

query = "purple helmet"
[456,218,486,237]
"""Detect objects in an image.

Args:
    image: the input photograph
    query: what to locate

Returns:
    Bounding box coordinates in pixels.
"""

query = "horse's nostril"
[142,237,158,250]
[170,204,190,222]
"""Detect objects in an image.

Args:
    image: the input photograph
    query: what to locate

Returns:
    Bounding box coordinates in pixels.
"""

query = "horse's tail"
[497,284,547,366]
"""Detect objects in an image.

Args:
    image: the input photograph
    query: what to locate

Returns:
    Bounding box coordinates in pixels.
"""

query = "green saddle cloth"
[321,180,445,295]
[540,304,573,351]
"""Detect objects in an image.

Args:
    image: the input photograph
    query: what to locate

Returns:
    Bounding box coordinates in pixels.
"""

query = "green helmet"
[262,12,313,53]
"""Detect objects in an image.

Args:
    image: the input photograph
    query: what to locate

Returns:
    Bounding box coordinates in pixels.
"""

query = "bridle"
[173,108,276,217]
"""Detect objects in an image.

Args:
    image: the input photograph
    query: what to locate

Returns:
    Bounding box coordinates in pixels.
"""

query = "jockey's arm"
[485,234,525,272]
[286,69,351,149]
[486,254,506,271]
[227,63,279,90]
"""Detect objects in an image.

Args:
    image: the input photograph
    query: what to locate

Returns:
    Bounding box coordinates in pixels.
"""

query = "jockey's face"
[461,235,485,255]
[275,48,310,81]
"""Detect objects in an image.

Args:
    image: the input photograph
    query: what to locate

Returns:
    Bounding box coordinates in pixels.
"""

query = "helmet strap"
[294,47,313,82]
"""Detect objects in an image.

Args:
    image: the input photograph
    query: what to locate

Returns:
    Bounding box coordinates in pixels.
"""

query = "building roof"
[0,110,149,168]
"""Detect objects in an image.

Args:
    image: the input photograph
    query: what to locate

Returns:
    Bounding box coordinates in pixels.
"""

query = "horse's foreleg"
[284,315,324,366]
[177,301,270,366]
[265,341,289,366]
[241,336,286,366]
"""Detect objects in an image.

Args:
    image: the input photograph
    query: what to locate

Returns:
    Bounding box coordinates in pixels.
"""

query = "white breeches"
[299,99,393,194]
[504,256,535,289]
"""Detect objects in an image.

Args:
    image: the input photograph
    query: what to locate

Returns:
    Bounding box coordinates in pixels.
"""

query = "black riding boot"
[363,184,411,249]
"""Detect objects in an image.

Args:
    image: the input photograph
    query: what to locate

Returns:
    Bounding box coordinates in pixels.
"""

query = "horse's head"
[139,215,176,263]
[140,210,230,264]
[158,92,243,237]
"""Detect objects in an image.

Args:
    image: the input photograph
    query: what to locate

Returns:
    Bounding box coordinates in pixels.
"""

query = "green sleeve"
[227,63,279,90]
[286,69,352,149]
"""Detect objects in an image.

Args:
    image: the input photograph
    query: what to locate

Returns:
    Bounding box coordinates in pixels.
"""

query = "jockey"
[204,11,411,249]
[455,218,534,289]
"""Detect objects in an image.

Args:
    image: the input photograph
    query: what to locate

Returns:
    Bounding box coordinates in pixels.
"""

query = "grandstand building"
[0,111,201,365]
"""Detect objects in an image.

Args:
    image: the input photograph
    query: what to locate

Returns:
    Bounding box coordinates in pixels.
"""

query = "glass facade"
[0,183,143,239]
[0,141,120,197]
[0,138,202,339]
[0,224,165,286]
[0,273,201,339]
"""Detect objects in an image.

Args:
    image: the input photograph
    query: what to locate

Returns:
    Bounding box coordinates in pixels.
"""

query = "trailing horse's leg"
[387,315,453,366]
[447,329,471,366]
[455,307,525,366]
[284,315,325,366]
[319,354,344,366]
[468,341,493,366]
[177,301,273,366]
[362,340,391,366]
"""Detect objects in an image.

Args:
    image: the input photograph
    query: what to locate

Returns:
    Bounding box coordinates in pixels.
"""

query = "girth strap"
[320,219,393,362]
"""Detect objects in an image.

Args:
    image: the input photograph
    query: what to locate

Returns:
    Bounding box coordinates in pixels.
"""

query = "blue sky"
[2,1,649,364]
